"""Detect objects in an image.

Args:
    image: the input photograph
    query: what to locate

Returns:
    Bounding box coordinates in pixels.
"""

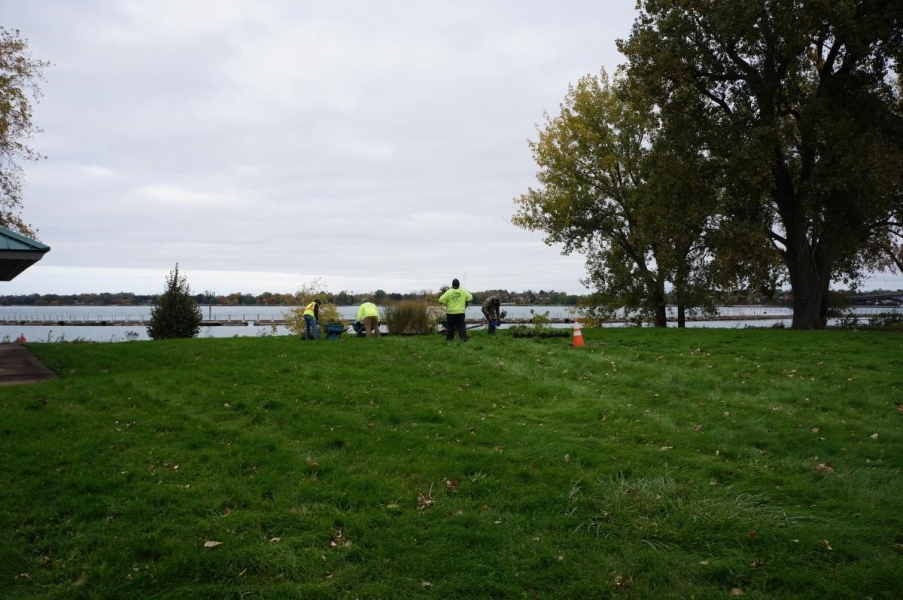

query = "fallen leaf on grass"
[445,479,459,493]
[694,424,703,432]
[611,572,632,588]
[747,530,758,540]
[269,537,281,543]
[203,541,222,548]
[870,433,879,439]
[417,487,435,511]
[819,539,833,550]
[329,528,351,548]
[564,454,570,463]
[750,558,764,568]
[730,588,744,596]
[811,427,820,433]
[814,463,835,474]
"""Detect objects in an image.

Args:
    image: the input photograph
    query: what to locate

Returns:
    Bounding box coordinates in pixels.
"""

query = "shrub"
[833,309,861,329]
[284,303,343,335]
[508,326,570,338]
[866,311,903,330]
[528,309,551,329]
[283,279,343,335]
[382,300,441,334]
[147,264,203,340]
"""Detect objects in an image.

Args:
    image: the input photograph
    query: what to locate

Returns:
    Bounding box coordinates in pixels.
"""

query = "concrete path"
[0,344,57,386]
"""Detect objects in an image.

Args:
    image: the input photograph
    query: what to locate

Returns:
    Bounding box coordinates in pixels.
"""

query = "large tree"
[513,70,723,326]
[0,28,49,238]
[619,0,903,329]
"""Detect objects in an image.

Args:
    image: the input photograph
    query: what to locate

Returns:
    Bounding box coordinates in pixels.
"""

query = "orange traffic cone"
[572,319,585,347]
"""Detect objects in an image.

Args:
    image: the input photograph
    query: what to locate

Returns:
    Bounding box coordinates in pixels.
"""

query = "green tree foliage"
[147,264,203,340]
[618,0,903,329]
[513,70,720,326]
[0,28,50,238]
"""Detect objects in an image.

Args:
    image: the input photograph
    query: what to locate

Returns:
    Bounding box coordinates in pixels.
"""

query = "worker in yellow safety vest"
[302,299,322,340]
[438,278,472,342]
[355,299,382,338]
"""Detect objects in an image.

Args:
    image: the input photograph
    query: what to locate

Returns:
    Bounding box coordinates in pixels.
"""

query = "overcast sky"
[5,1,901,297]
[2,0,640,296]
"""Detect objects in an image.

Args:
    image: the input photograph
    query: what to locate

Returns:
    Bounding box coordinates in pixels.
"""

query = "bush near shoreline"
[2,328,901,598]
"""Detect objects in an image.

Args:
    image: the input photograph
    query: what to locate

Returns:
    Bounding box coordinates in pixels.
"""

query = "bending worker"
[481,294,501,334]
[438,278,473,342]
[302,298,321,340]
[355,299,382,338]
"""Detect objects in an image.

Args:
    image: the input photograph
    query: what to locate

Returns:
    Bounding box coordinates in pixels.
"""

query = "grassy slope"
[1,328,901,599]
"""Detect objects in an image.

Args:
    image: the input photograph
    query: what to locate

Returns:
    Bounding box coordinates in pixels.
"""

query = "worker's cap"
[314,299,322,304]
[452,278,460,288]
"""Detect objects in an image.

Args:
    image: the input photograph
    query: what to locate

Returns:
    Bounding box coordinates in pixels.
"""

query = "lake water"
[0,304,897,343]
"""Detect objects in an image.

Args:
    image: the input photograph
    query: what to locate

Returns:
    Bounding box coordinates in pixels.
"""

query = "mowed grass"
[1,328,902,599]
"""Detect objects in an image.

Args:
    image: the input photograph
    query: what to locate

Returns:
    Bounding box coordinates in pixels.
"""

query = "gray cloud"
[10,1,897,296]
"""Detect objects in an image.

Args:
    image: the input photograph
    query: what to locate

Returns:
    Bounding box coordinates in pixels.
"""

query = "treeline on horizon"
[0,289,581,307]
[0,287,897,308]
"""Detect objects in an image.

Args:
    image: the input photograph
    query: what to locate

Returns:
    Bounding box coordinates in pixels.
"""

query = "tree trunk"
[774,156,834,330]
[651,288,668,327]
[785,241,832,330]
[677,304,686,328]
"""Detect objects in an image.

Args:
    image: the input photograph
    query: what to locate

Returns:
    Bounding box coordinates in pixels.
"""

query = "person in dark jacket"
[481,295,501,334]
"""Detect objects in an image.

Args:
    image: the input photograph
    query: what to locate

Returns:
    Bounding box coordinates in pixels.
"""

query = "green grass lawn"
[1,328,902,598]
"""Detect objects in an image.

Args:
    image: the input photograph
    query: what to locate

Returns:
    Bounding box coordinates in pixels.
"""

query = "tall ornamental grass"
[381,300,441,334]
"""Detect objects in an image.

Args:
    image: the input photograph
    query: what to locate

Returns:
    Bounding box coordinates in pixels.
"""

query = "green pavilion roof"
[0,226,50,281]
